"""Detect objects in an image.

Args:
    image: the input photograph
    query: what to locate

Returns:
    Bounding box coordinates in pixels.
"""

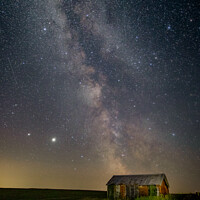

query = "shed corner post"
[107,185,109,200]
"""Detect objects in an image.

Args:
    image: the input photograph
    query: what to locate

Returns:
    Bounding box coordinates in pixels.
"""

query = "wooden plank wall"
[120,185,126,199]
[138,186,149,196]
[157,180,169,195]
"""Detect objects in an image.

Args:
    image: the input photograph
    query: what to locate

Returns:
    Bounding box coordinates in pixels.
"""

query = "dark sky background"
[0,0,200,193]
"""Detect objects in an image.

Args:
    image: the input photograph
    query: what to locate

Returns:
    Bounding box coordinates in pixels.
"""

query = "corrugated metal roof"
[106,173,169,187]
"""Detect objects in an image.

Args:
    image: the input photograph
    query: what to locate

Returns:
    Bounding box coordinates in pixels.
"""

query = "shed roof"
[106,173,169,187]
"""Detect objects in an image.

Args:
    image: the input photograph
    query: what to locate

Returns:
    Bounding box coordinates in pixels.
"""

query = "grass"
[0,188,107,200]
[135,194,200,200]
[0,188,199,200]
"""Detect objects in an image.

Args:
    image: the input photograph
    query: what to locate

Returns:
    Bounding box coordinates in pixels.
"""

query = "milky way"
[0,0,200,193]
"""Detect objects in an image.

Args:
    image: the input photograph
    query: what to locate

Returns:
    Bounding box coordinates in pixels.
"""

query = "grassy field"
[0,188,107,200]
[135,194,200,200]
[0,188,199,200]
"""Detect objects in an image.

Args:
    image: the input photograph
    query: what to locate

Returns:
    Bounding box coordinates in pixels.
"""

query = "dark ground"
[0,188,199,200]
[0,188,107,200]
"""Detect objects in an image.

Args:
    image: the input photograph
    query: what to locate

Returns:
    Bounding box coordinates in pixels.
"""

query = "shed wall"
[148,185,157,196]
[139,185,148,196]
[107,185,114,200]
[120,184,126,199]
[158,180,169,195]
[107,181,169,199]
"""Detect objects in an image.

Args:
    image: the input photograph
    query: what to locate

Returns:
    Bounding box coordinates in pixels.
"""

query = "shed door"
[120,185,126,199]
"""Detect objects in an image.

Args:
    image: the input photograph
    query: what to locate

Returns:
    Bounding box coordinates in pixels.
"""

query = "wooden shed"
[106,173,169,200]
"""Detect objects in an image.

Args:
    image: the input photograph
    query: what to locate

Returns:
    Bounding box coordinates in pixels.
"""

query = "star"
[167,25,171,30]
[51,137,56,142]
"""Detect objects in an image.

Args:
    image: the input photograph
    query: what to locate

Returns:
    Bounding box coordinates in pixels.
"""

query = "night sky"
[0,0,200,193]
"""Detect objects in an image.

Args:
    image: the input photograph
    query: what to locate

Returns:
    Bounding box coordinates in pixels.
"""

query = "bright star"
[167,25,171,30]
